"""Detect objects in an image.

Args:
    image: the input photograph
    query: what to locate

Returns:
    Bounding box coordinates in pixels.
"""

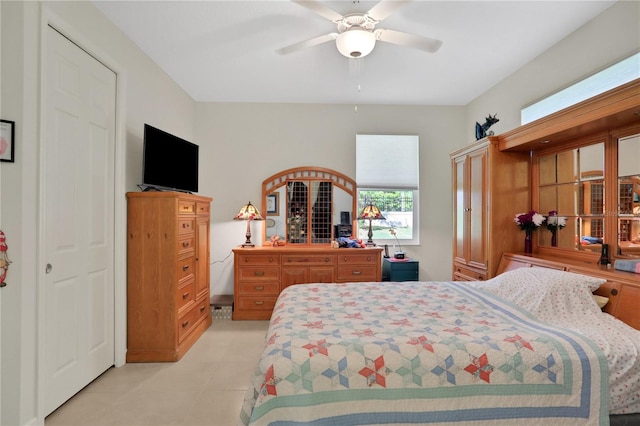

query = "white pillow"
[475,267,606,318]
[519,267,606,291]
[592,294,609,309]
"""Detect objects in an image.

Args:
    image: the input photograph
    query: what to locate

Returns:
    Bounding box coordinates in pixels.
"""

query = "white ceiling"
[92,0,616,106]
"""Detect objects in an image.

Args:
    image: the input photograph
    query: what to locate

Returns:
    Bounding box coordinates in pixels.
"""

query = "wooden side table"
[382,258,419,281]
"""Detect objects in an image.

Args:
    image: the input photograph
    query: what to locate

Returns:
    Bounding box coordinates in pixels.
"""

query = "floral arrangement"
[389,229,402,248]
[514,210,545,232]
[545,211,567,230]
[389,229,404,258]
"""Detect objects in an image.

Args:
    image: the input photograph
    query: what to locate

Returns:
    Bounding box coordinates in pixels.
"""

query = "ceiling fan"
[277,0,443,59]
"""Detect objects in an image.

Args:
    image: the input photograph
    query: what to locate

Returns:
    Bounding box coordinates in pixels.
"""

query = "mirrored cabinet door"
[537,142,605,252]
[618,133,640,256]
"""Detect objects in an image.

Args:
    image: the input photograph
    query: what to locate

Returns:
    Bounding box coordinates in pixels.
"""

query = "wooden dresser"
[233,246,383,320]
[126,191,212,361]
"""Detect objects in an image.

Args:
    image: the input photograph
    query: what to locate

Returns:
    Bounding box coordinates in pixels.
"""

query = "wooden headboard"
[497,253,640,330]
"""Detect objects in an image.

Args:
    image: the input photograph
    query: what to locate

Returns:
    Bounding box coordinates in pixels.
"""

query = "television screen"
[143,124,199,193]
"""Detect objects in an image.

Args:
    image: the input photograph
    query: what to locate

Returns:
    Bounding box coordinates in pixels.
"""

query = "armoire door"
[453,155,467,265]
[43,26,116,416]
[467,148,487,269]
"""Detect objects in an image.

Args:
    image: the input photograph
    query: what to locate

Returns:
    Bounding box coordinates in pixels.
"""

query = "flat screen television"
[142,124,199,193]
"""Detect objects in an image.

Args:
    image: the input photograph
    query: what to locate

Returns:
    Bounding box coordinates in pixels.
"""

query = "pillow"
[474,267,606,320]
[474,267,605,292]
[593,294,609,309]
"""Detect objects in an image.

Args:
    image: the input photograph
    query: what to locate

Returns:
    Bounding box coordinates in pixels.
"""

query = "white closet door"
[43,25,116,416]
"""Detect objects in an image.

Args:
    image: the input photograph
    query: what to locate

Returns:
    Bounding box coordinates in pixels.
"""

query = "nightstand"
[382,258,419,281]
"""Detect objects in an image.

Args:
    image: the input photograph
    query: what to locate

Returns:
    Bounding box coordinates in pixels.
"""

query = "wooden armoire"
[450,137,530,281]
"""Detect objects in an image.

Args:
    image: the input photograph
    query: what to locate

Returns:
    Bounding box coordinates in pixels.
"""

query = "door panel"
[44,26,115,416]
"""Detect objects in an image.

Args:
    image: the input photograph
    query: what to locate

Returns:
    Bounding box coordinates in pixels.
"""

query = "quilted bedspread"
[240,282,609,425]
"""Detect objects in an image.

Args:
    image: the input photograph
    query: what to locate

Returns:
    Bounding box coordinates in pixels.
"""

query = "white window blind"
[521,52,640,124]
[356,134,419,189]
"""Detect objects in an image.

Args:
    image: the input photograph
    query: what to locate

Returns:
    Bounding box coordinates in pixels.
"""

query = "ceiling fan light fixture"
[336,28,376,58]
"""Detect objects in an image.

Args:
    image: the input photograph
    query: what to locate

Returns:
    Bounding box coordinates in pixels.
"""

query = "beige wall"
[1,0,638,424]
[466,1,639,139]
[194,103,465,296]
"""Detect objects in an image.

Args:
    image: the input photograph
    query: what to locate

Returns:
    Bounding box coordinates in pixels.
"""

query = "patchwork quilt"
[240,282,609,425]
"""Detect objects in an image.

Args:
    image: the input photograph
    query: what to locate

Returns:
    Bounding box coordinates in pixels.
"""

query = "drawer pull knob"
[367,257,371,261]
[610,288,619,296]
[183,242,189,247]
[182,292,189,299]
[255,301,264,306]
[182,320,189,327]
[183,265,190,271]
[352,271,362,275]
[200,306,206,312]
[269,257,274,262]
[325,258,330,262]
[254,286,264,291]
[254,271,265,277]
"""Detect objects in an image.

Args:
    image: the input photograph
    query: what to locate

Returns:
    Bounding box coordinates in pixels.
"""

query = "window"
[356,134,419,246]
[521,52,640,124]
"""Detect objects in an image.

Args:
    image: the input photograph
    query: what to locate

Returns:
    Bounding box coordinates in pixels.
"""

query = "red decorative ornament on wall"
[0,230,10,287]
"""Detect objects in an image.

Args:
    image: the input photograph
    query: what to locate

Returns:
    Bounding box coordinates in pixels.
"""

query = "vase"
[524,230,533,254]
[550,228,557,247]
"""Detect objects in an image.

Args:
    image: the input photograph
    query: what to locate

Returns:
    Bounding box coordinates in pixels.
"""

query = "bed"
[240,260,640,425]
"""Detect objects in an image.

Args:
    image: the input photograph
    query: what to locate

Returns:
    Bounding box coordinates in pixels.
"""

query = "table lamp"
[358,202,385,247]
[234,201,264,247]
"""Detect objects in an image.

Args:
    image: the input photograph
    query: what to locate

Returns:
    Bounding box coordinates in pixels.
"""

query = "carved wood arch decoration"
[261,167,357,245]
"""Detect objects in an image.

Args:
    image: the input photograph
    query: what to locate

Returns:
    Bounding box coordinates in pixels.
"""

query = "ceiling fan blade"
[366,0,412,23]
[376,28,442,53]
[291,1,344,22]
[276,33,338,55]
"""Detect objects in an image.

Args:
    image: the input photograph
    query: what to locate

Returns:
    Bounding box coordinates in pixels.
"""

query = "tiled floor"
[45,319,269,426]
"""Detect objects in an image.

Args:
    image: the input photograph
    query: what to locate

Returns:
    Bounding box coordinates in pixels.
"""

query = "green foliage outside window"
[358,190,414,240]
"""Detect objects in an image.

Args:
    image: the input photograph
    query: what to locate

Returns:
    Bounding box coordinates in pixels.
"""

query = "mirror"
[262,167,356,246]
[537,142,605,251]
[618,133,640,257]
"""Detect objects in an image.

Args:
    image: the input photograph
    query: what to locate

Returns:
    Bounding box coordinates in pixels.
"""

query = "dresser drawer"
[177,297,210,343]
[177,235,195,255]
[237,254,281,266]
[337,253,379,265]
[337,265,378,282]
[237,296,278,311]
[177,305,197,342]
[178,200,195,214]
[453,265,486,281]
[193,296,210,324]
[196,202,210,215]
[237,267,280,281]
[178,255,195,283]
[178,218,194,235]
[176,280,195,314]
[239,282,280,295]
[282,254,336,265]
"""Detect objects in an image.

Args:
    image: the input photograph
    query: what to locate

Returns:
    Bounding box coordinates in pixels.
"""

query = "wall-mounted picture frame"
[0,119,15,163]
[266,193,279,216]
